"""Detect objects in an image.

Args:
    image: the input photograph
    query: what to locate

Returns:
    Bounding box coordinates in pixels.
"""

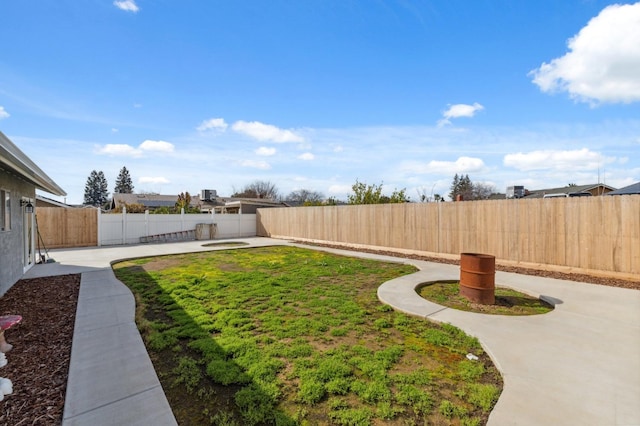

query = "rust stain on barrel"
[459,252,495,305]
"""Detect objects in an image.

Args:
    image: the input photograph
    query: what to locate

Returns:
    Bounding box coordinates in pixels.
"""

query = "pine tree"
[83,170,109,206]
[449,174,474,200]
[448,174,461,200]
[114,166,134,194]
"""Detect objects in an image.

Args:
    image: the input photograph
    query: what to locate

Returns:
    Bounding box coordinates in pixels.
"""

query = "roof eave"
[0,132,66,197]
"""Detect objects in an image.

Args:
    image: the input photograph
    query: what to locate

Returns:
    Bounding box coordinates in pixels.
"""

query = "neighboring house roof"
[111,193,201,209]
[0,131,66,196]
[524,183,615,198]
[606,182,640,195]
[212,199,289,214]
[36,194,72,208]
[487,193,506,200]
[112,193,287,212]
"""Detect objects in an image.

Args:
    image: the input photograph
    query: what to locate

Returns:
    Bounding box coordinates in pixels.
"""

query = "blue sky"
[1,0,639,203]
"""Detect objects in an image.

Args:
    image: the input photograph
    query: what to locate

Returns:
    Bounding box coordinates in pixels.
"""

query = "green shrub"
[461,417,482,426]
[326,377,351,395]
[206,359,249,385]
[395,384,432,415]
[329,407,374,425]
[188,338,225,358]
[374,345,404,367]
[458,359,485,382]
[246,358,285,383]
[465,383,500,412]
[352,379,391,404]
[330,327,348,337]
[147,329,179,351]
[172,356,201,392]
[319,357,352,380]
[439,399,468,418]
[392,367,431,386]
[235,383,278,425]
[373,318,392,330]
[376,401,403,419]
[297,378,326,404]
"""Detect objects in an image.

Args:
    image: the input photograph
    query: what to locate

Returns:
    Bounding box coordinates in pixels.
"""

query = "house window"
[0,190,9,231]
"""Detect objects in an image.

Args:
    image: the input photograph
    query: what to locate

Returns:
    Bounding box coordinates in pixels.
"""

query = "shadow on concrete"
[539,295,564,306]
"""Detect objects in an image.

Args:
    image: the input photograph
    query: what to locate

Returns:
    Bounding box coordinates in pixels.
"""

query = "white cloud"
[133,103,142,108]
[197,117,228,132]
[0,106,9,120]
[255,147,276,156]
[333,145,344,153]
[402,156,486,174]
[530,3,640,104]
[96,139,174,157]
[96,144,141,157]
[139,140,175,153]
[298,152,315,161]
[438,103,484,126]
[239,159,271,170]
[139,176,170,184]
[114,0,139,13]
[503,148,610,171]
[231,120,304,143]
[111,128,119,133]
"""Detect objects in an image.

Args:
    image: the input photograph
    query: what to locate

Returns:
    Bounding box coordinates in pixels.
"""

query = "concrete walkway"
[22,238,640,426]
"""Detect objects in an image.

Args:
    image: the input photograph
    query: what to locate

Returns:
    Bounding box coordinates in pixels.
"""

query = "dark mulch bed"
[0,274,80,425]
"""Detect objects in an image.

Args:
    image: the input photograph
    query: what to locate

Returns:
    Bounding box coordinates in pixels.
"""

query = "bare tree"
[232,180,280,200]
[286,189,324,205]
[472,182,497,200]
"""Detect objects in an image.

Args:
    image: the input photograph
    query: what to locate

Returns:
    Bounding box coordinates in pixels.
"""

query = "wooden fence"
[257,196,640,278]
[36,207,98,249]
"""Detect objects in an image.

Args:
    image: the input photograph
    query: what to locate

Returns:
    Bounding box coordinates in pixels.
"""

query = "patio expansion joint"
[74,319,135,334]
[63,384,164,422]
[424,306,450,318]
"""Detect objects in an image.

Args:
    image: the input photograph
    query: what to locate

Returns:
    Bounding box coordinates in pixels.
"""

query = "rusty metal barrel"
[459,253,495,304]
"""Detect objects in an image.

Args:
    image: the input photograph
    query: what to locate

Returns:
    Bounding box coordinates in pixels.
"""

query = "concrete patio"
[22,238,640,425]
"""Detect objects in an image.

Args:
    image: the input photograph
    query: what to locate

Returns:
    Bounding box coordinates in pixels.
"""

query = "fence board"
[257,196,640,277]
[36,207,97,249]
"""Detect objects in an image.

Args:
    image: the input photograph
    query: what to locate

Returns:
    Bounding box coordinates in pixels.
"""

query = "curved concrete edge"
[376,258,640,426]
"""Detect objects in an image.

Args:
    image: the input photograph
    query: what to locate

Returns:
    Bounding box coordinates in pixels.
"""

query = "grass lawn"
[113,246,502,425]
[418,281,554,315]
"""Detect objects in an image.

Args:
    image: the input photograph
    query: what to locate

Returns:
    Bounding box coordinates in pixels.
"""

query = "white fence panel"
[215,214,257,239]
[98,211,257,246]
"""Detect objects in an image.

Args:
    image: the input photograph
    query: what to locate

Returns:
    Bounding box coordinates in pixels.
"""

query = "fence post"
[181,208,185,231]
[97,208,102,247]
[122,206,127,245]
[145,210,149,238]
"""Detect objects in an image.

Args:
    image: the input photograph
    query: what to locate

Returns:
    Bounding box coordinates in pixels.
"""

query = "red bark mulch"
[0,274,80,426]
